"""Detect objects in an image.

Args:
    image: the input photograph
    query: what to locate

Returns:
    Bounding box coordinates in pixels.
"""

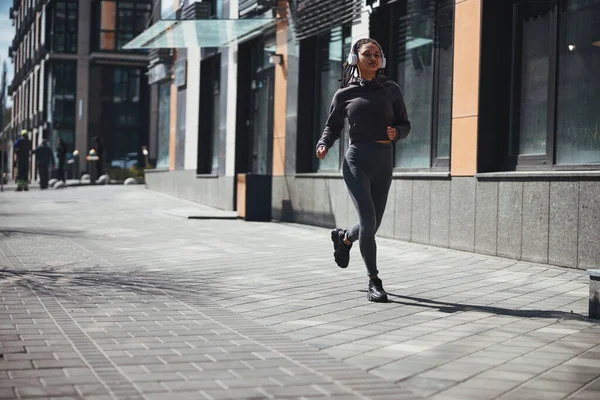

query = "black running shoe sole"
[331,229,349,269]
[367,292,389,303]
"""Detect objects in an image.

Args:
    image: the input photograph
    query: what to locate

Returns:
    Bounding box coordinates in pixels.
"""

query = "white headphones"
[347,41,387,69]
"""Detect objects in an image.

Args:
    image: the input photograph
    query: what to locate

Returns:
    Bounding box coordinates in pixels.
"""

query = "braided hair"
[340,38,385,88]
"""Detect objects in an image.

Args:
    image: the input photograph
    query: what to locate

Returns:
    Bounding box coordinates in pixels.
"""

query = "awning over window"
[123,18,279,50]
[290,0,362,41]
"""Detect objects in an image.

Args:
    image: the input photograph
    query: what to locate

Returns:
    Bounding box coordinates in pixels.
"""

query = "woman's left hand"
[386,126,398,141]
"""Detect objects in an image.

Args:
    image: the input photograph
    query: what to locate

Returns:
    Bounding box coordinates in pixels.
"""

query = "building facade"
[8,0,154,180]
[136,0,600,270]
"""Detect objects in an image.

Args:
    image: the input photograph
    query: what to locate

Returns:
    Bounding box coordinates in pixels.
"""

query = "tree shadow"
[0,265,201,299]
[359,291,593,322]
[0,228,86,239]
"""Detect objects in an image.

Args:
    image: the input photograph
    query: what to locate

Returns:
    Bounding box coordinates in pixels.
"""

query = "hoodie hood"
[348,74,396,92]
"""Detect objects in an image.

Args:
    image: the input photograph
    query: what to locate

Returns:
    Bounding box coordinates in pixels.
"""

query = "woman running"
[315,38,411,303]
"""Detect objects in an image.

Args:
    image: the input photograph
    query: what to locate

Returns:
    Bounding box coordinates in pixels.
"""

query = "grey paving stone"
[568,390,600,400]
[161,380,223,391]
[498,387,569,400]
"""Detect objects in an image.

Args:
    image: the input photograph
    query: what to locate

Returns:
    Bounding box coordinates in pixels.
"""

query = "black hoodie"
[316,75,411,151]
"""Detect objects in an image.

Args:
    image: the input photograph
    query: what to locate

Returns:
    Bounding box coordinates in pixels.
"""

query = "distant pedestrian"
[93,136,104,177]
[13,130,32,192]
[34,140,55,189]
[57,138,67,182]
[316,38,411,303]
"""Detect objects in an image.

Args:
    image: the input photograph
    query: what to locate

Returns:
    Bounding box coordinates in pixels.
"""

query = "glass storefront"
[392,0,454,169]
[314,25,351,172]
[50,61,76,154]
[251,36,276,175]
[88,65,149,169]
[504,0,600,167]
[555,0,600,164]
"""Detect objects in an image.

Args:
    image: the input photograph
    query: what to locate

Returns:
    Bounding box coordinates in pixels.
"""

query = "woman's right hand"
[316,146,328,160]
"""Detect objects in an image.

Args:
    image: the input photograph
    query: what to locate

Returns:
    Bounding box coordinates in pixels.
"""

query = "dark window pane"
[51,61,76,126]
[51,0,77,53]
[435,4,453,159]
[316,26,343,172]
[511,2,550,156]
[118,8,134,31]
[135,10,150,32]
[556,0,600,164]
[395,0,435,168]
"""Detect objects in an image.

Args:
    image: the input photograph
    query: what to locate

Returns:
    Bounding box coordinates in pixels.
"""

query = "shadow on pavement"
[383,292,591,322]
[0,265,202,299]
[0,228,85,239]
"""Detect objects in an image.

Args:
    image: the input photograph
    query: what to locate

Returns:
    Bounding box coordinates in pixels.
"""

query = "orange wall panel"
[451,116,478,176]
[272,13,288,177]
[451,0,481,176]
[452,0,481,119]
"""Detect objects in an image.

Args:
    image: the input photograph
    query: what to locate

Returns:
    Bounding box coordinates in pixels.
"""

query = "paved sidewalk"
[0,186,599,400]
[1,180,85,192]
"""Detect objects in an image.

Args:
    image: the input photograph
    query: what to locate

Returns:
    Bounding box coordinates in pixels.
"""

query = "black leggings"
[343,142,393,277]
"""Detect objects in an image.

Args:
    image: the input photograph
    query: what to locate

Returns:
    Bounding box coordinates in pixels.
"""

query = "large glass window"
[555,0,600,164]
[94,0,152,51]
[393,0,454,169]
[510,1,551,157]
[314,24,352,172]
[51,61,76,127]
[507,0,600,167]
[50,0,77,53]
[88,65,149,167]
[50,61,77,153]
[435,2,454,161]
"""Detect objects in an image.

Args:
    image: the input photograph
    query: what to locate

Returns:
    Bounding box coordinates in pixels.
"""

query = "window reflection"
[316,26,343,172]
[556,0,600,164]
[397,0,434,170]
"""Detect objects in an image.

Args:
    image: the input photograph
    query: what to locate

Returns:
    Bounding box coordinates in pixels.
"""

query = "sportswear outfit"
[316,75,411,301]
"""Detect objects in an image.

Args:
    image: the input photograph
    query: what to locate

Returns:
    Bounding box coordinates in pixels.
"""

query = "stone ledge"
[294,172,451,179]
[144,168,170,174]
[477,171,600,180]
[196,174,219,179]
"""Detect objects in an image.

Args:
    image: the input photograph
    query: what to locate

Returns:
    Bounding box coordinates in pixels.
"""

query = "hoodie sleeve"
[391,87,411,143]
[316,91,345,151]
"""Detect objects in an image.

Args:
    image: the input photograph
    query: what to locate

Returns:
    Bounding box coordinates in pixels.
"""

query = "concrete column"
[75,0,91,155]
[168,68,177,171]
[148,84,158,162]
[224,45,237,177]
[450,0,481,176]
[184,46,200,171]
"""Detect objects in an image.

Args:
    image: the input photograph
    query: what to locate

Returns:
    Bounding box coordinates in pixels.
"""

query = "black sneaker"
[367,278,388,303]
[331,228,352,269]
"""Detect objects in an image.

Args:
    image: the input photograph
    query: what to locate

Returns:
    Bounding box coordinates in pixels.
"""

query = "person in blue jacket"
[315,38,411,303]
